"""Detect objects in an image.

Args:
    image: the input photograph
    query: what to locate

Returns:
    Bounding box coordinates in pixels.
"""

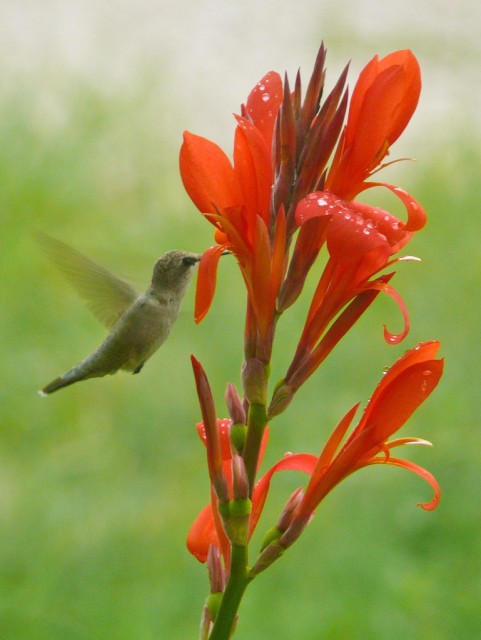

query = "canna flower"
[190,342,443,569]
[271,50,427,408]
[180,46,348,362]
[180,72,285,348]
[279,341,444,550]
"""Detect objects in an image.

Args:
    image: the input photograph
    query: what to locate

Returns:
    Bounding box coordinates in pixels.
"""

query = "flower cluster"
[180,44,443,638]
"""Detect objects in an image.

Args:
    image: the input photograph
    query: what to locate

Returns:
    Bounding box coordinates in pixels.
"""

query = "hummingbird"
[37,234,201,395]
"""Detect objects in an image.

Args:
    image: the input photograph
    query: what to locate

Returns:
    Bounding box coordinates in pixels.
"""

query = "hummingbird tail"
[40,370,87,395]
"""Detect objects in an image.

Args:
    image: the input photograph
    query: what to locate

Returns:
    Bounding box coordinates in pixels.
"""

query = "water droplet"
[344,212,352,221]
[261,93,270,102]
[316,197,328,206]
[423,369,432,377]
[363,227,371,235]
[258,83,265,91]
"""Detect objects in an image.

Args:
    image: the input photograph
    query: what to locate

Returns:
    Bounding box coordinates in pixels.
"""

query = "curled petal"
[366,456,440,511]
[358,182,426,233]
[195,245,226,323]
[364,281,410,344]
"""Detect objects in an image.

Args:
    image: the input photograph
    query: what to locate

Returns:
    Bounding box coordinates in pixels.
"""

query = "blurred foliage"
[0,76,479,640]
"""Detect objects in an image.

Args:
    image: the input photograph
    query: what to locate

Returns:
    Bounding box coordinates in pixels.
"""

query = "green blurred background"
[1,1,479,638]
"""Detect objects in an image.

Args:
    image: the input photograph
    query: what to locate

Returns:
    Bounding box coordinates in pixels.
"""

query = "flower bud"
[267,381,294,418]
[276,487,305,532]
[225,383,246,425]
[207,544,225,594]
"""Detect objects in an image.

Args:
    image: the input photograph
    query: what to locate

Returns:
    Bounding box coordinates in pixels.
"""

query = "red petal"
[195,245,226,323]
[250,453,318,535]
[234,115,273,224]
[360,358,444,443]
[357,182,426,234]
[363,280,410,344]
[374,340,441,395]
[347,50,420,156]
[244,71,283,151]
[186,503,218,563]
[180,131,240,213]
[366,456,440,511]
[327,50,421,197]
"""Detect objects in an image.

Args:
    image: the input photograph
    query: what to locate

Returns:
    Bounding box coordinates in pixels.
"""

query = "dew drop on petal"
[261,93,271,102]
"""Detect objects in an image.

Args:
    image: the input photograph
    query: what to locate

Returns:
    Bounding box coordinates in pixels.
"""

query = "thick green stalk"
[208,545,251,640]
[242,402,268,494]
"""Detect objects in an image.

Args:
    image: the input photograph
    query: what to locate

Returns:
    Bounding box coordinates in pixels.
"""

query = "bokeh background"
[1,1,479,638]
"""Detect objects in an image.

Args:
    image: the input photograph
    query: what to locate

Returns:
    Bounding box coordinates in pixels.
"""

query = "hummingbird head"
[151,250,201,294]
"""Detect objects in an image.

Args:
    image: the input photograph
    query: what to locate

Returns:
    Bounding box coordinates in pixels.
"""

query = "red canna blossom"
[180,72,285,347]
[189,342,443,568]
[187,416,313,565]
[279,341,444,550]
[270,50,427,406]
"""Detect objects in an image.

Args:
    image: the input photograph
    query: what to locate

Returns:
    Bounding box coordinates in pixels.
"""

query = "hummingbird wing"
[36,233,139,329]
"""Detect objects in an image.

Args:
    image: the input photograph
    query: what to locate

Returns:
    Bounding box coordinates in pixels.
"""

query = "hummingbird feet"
[133,363,145,374]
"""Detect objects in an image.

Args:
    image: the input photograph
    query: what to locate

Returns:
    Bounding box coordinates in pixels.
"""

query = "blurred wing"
[36,233,139,329]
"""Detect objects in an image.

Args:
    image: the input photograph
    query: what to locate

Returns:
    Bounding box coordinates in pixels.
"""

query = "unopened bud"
[232,455,249,500]
[277,487,304,532]
[279,512,312,549]
[267,381,294,418]
[199,604,212,640]
[207,544,225,594]
[250,541,285,576]
[225,383,246,425]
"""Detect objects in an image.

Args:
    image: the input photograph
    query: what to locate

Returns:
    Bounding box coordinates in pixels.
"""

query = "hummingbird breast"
[88,292,179,374]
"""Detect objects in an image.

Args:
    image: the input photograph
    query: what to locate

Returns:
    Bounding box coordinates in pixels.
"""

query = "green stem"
[208,545,251,640]
[242,402,267,494]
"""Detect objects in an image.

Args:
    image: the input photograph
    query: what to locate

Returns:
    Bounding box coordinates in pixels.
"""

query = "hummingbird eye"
[182,256,198,267]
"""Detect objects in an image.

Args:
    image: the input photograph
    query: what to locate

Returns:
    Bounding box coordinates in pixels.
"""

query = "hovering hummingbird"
[37,234,201,395]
